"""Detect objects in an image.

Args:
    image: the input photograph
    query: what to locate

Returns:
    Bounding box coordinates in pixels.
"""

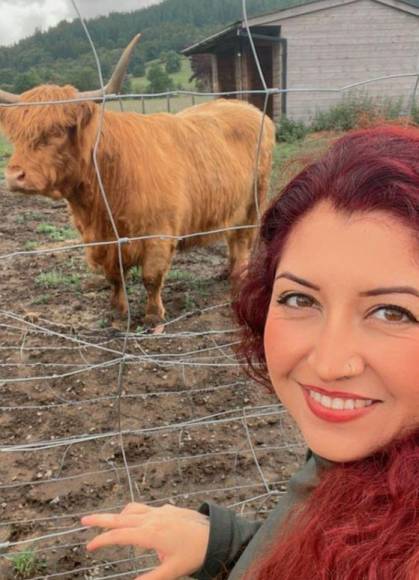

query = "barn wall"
[263,0,419,123]
[272,40,283,120]
[217,50,237,95]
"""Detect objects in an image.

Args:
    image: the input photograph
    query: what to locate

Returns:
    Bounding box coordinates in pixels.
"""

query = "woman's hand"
[81,502,210,580]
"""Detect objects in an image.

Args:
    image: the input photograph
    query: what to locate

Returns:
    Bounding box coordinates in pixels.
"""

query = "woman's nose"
[306,319,365,382]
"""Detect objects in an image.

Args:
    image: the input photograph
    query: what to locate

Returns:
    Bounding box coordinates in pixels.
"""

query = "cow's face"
[0,85,95,199]
[5,126,77,199]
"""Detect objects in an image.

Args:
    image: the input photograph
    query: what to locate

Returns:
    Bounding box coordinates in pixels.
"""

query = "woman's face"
[264,201,419,462]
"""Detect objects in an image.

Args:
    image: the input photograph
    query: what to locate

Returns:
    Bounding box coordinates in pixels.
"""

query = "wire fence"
[0,0,418,578]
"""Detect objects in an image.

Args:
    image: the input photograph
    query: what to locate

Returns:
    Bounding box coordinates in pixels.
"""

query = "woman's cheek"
[264,308,307,382]
[373,338,419,396]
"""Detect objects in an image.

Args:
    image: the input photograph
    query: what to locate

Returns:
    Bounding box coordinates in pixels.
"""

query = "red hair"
[250,427,419,580]
[233,126,419,579]
[235,125,419,386]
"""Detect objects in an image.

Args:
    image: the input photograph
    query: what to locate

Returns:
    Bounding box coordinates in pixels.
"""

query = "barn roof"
[182,0,419,55]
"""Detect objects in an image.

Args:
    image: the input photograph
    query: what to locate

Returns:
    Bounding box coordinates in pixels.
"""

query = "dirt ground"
[0,184,306,579]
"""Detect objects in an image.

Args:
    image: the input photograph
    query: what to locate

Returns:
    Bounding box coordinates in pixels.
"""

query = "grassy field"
[105,93,213,114]
[131,57,196,93]
[0,131,10,173]
[272,131,339,193]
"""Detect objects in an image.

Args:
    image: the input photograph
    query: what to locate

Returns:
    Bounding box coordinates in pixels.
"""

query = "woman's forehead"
[276,202,419,286]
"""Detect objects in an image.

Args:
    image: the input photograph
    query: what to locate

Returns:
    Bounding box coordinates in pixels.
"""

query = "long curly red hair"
[234,125,419,579]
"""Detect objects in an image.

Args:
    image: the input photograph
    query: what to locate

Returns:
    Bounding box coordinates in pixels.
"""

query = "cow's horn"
[0,88,20,104]
[79,33,141,99]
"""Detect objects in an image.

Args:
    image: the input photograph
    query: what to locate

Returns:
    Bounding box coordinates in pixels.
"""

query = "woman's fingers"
[121,503,152,515]
[82,513,146,529]
[86,528,156,552]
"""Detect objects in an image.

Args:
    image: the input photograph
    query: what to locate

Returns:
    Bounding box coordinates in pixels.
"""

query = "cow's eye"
[50,128,64,139]
[68,125,77,141]
[32,135,48,148]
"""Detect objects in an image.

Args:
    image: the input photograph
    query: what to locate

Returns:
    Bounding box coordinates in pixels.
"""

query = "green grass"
[24,240,38,251]
[7,549,45,579]
[166,269,196,282]
[130,266,141,281]
[0,132,12,173]
[35,270,81,289]
[272,132,340,194]
[183,291,198,312]
[36,223,78,241]
[31,293,51,305]
[15,211,43,224]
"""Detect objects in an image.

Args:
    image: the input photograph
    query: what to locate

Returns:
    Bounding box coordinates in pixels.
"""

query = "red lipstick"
[301,384,378,401]
[300,384,381,424]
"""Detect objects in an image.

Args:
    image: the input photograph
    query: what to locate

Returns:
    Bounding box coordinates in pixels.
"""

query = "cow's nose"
[5,166,26,189]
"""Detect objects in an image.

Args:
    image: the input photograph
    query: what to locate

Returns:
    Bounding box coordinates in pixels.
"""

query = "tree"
[0,0,287,90]
[132,61,146,77]
[14,69,42,92]
[146,63,174,93]
[164,50,181,74]
[67,66,100,91]
[131,54,146,77]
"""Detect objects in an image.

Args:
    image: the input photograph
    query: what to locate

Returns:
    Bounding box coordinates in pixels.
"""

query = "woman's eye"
[277,293,316,309]
[371,305,417,324]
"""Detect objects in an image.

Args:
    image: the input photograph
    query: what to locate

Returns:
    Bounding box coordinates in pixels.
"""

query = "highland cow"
[0,35,275,327]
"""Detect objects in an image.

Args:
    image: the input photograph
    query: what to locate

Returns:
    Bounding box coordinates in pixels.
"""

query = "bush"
[276,116,308,143]
[311,93,405,132]
[132,61,146,77]
[410,102,419,125]
[164,50,181,74]
[146,63,174,93]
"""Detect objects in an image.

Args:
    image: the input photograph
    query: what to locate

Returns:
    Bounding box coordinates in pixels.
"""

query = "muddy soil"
[0,185,305,579]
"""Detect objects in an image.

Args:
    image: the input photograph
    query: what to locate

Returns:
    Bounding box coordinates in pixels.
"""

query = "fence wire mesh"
[0,0,418,577]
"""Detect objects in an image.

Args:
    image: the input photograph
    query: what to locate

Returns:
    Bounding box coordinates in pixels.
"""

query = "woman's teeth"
[308,389,374,410]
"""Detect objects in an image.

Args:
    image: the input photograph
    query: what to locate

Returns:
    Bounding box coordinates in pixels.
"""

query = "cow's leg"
[110,276,128,317]
[225,228,255,282]
[141,240,175,328]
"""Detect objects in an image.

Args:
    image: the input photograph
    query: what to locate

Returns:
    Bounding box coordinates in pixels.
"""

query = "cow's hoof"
[111,318,130,332]
[144,314,165,334]
[151,323,165,335]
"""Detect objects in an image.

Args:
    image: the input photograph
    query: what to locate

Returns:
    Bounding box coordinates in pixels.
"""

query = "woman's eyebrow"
[275,272,320,290]
[359,287,419,298]
[275,273,419,298]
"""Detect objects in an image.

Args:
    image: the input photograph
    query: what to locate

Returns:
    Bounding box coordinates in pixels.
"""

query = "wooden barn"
[183,0,419,123]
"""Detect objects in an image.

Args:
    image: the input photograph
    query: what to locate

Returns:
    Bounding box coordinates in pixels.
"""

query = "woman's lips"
[301,384,381,423]
[301,383,379,401]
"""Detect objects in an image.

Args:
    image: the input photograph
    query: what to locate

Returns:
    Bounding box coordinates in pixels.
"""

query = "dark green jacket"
[193,450,334,579]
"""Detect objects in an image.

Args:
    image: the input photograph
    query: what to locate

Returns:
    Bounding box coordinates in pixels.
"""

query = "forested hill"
[0,0,303,93]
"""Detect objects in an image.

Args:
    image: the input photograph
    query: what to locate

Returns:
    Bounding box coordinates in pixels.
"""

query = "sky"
[0,0,162,46]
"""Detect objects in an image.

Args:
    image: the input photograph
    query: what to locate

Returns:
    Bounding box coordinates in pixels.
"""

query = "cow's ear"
[72,102,97,164]
[76,102,95,129]
[69,102,95,153]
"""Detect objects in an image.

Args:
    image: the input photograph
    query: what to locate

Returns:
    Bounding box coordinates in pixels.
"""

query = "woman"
[81,125,419,580]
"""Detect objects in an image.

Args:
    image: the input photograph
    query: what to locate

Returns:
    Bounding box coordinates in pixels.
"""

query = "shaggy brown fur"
[0,85,275,326]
